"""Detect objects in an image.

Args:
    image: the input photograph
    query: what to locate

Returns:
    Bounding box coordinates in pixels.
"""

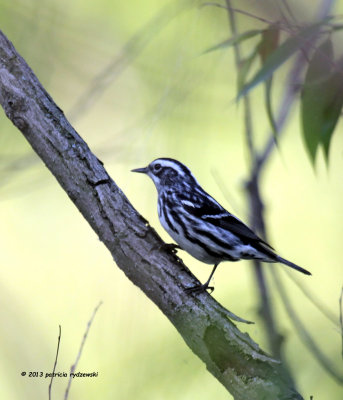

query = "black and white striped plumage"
[132,158,311,292]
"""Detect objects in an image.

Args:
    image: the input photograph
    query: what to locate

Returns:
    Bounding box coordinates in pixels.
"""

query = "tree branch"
[0,30,303,399]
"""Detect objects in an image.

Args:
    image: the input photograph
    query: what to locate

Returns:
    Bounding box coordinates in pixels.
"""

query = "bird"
[132,158,311,293]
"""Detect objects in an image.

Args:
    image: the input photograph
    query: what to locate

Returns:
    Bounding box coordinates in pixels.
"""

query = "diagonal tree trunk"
[0,30,303,400]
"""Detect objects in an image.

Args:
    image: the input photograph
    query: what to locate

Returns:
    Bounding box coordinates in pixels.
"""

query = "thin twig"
[48,325,61,400]
[200,2,227,10]
[339,287,343,360]
[285,270,339,327]
[276,1,291,28]
[64,301,103,400]
[271,270,343,383]
[200,2,276,25]
[281,0,298,25]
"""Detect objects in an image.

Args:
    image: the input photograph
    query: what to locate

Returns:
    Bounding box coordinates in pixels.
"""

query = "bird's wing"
[181,194,274,250]
[205,213,274,249]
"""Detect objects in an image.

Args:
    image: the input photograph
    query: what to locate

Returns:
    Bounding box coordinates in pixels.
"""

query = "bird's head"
[132,158,197,193]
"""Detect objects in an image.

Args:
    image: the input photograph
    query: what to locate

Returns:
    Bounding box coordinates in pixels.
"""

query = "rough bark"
[0,30,303,400]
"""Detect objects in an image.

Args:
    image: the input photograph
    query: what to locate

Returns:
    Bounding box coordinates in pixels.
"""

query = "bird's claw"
[185,284,214,294]
[159,243,181,254]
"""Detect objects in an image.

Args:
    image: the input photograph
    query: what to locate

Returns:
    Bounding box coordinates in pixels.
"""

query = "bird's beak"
[131,166,148,174]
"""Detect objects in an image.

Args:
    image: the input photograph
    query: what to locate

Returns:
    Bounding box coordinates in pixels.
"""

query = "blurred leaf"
[203,30,262,54]
[238,21,327,100]
[237,47,259,91]
[258,24,280,63]
[258,25,280,138]
[301,39,333,163]
[301,39,343,164]
[320,57,343,162]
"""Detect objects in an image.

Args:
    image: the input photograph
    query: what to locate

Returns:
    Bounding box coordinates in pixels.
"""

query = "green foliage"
[237,21,327,99]
[258,25,280,63]
[205,14,343,165]
[301,40,343,164]
[301,39,333,163]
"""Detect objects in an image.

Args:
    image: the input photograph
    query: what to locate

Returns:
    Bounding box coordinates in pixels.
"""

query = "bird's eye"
[153,163,162,172]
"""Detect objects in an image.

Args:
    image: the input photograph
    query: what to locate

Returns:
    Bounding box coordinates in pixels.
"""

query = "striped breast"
[157,192,241,264]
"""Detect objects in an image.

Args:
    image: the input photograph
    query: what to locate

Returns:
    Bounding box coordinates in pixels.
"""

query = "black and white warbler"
[132,158,311,293]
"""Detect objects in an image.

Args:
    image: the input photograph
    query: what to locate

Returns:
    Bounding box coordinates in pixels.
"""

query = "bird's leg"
[185,264,219,294]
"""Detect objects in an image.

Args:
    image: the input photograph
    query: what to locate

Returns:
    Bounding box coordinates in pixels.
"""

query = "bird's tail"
[275,255,311,275]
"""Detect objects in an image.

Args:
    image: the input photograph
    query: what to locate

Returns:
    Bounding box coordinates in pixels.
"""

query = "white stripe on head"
[152,158,198,181]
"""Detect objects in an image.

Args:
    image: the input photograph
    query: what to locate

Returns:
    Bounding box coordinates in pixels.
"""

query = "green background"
[0,0,342,399]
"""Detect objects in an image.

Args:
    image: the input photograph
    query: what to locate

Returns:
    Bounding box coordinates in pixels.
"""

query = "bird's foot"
[185,283,214,294]
[159,243,181,254]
